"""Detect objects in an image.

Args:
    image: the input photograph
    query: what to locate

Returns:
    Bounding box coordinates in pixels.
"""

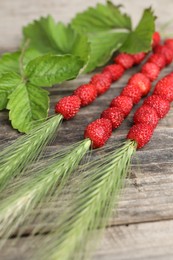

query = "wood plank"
[1,219,173,260]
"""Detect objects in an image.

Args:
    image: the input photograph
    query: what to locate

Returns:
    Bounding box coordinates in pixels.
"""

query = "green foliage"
[0,139,91,241]
[120,8,156,53]
[25,54,84,87]
[23,16,90,63]
[0,115,63,192]
[72,3,155,71]
[35,141,137,260]
[0,51,83,132]
[7,83,49,132]
[0,72,22,110]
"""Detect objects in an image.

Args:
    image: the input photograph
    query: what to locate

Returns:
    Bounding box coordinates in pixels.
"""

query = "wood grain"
[0,1,173,260]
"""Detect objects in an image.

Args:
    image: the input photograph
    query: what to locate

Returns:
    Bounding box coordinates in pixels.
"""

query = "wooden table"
[0,1,173,259]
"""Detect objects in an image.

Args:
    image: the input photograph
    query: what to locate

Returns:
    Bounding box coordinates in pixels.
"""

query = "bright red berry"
[152,32,161,48]
[121,84,142,104]
[141,62,160,81]
[133,105,159,128]
[132,52,146,65]
[154,76,173,102]
[84,118,112,148]
[128,73,151,96]
[127,123,154,149]
[114,53,134,69]
[101,107,124,129]
[148,53,166,69]
[90,72,112,96]
[165,38,173,51]
[144,95,170,119]
[55,95,81,120]
[102,64,124,82]
[110,96,133,117]
[74,84,97,106]
[154,45,173,65]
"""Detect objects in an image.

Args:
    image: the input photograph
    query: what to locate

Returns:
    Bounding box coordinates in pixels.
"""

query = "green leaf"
[85,32,128,72]
[7,83,49,132]
[72,2,132,33]
[0,72,22,92]
[25,54,84,87]
[0,52,20,74]
[120,8,155,53]
[23,16,90,63]
[0,49,43,76]
[71,2,131,71]
[0,72,22,110]
[0,92,8,110]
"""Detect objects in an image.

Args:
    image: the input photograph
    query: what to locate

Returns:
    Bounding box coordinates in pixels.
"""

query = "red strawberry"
[121,84,142,104]
[110,96,133,117]
[154,76,173,102]
[154,45,173,65]
[133,105,159,128]
[101,107,124,129]
[74,84,97,106]
[148,53,166,69]
[132,52,146,65]
[165,38,173,51]
[152,32,161,48]
[141,62,160,81]
[127,123,154,149]
[114,53,134,69]
[144,95,170,118]
[128,73,151,96]
[90,72,112,96]
[102,64,124,82]
[84,118,112,148]
[55,95,81,120]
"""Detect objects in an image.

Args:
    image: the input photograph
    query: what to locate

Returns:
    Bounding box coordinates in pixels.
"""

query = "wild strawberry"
[165,38,173,51]
[74,84,97,106]
[128,73,151,96]
[55,95,81,120]
[114,53,134,69]
[101,107,124,129]
[148,53,166,69]
[121,84,142,104]
[132,52,146,65]
[127,123,154,149]
[141,62,160,81]
[90,72,112,96]
[102,64,124,82]
[154,45,173,65]
[152,32,161,48]
[154,77,173,102]
[133,105,159,128]
[84,118,112,148]
[144,95,170,118]
[110,96,133,117]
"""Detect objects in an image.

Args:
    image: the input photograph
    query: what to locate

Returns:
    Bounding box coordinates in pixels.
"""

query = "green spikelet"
[0,115,63,191]
[35,140,137,260]
[0,139,91,242]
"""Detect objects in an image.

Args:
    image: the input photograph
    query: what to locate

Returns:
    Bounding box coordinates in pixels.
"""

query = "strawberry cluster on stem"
[84,34,173,149]
[55,47,148,120]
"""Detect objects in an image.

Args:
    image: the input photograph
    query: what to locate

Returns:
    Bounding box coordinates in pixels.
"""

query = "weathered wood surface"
[0,1,173,260]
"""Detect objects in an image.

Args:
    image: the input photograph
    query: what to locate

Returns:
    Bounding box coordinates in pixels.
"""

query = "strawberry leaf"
[0,92,8,110]
[0,72,22,110]
[0,49,43,75]
[120,8,156,53]
[71,1,131,72]
[25,54,84,87]
[7,83,49,132]
[0,52,20,74]
[23,16,90,63]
